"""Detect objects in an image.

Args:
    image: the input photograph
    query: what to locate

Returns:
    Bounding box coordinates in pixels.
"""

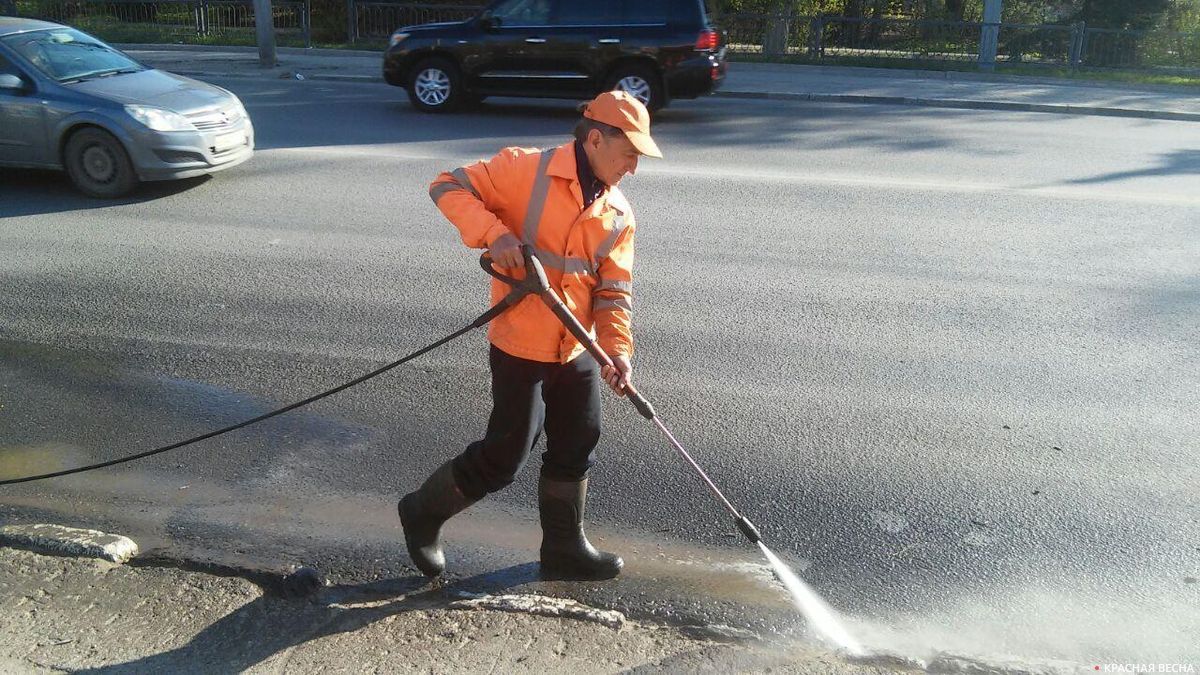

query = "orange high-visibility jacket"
[430,141,635,364]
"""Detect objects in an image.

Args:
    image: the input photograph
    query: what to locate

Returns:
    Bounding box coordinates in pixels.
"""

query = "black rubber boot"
[398,460,477,577]
[539,476,623,580]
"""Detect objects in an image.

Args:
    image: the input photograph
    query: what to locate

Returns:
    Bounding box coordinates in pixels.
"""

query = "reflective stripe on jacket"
[430,141,635,364]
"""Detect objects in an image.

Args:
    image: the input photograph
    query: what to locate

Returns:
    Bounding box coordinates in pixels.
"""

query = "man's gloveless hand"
[602,355,632,396]
[490,232,524,269]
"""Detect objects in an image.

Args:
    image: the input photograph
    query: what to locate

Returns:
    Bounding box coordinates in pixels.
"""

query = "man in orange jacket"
[399,91,661,580]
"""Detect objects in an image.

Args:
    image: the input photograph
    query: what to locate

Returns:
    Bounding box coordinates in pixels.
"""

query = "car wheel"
[604,64,665,113]
[408,57,466,113]
[64,127,139,198]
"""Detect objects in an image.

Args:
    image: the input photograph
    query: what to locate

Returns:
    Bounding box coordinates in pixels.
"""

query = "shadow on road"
[79,563,541,674]
[1063,148,1200,185]
[0,168,209,217]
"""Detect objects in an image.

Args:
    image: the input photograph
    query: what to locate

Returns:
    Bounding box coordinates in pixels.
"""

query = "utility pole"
[252,0,277,68]
[978,0,1001,71]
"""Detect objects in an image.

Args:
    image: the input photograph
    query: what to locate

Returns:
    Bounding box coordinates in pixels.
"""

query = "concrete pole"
[978,0,1001,72]
[252,0,277,68]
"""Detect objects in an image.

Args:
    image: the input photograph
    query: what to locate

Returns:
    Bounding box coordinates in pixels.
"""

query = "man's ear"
[586,128,604,148]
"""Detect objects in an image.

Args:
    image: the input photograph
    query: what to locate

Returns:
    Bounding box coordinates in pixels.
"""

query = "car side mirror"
[479,12,501,31]
[0,73,27,92]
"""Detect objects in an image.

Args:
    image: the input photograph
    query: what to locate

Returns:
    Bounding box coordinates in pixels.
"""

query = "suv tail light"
[695,29,719,52]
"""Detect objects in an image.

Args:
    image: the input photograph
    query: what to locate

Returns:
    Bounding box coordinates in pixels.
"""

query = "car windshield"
[0,28,144,83]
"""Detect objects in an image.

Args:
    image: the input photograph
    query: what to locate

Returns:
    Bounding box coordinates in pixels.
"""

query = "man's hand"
[489,232,523,269]
[601,355,632,396]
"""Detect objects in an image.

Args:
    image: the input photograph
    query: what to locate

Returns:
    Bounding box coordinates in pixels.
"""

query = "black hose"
[0,294,522,486]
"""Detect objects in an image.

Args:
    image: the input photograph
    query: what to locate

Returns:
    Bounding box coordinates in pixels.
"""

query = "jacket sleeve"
[593,216,635,357]
[428,148,521,249]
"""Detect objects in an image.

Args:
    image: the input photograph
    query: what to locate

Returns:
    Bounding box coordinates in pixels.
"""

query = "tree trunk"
[867,0,886,43]
[843,0,866,44]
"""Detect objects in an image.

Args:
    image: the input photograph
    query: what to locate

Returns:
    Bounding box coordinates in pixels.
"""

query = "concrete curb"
[0,523,138,563]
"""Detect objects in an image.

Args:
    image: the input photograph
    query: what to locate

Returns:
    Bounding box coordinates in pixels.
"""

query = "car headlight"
[229,97,249,124]
[125,105,195,132]
[389,32,410,47]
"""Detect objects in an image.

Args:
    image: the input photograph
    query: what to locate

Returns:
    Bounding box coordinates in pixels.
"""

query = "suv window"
[624,0,667,25]
[491,0,552,26]
[557,3,621,26]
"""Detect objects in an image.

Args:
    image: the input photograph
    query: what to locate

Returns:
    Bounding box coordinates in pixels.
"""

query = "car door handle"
[598,38,621,44]
[525,37,547,43]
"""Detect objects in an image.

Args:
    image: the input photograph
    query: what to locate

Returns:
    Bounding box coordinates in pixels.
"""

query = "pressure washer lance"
[481,246,762,546]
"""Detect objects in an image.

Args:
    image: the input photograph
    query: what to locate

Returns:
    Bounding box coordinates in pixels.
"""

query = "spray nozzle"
[735,515,761,543]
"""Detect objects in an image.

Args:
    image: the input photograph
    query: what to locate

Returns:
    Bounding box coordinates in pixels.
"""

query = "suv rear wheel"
[604,64,665,113]
[64,127,139,198]
[408,57,466,113]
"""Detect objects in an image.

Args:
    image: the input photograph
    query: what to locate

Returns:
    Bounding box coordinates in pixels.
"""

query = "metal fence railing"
[719,12,811,56]
[1082,27,1200,71]
[815,16,980,62]
[348,1,477,44]
[15,0,312,47]
[8,1,1200,74]
[995,22,1074,67]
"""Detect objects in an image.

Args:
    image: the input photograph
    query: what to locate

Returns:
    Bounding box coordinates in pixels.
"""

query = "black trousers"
[452,345,602,501]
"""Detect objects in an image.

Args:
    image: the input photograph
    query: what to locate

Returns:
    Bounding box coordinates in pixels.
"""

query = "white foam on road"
[448,592,627,630]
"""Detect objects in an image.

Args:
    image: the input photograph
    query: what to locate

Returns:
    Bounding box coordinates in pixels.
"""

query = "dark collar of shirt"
[574,139,607,208]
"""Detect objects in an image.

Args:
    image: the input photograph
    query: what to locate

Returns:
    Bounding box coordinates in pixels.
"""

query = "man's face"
[586,128,641,187]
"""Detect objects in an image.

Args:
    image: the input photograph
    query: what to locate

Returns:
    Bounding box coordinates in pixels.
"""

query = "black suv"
[383,0,725,113]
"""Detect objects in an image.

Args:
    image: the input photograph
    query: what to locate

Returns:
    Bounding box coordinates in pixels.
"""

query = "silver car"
[0,17,253,198]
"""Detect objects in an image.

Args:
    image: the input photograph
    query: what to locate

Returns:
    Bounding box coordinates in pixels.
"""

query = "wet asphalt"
[1,76,1198,667]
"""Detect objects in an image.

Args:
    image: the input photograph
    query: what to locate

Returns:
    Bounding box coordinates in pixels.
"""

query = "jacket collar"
[547,140,581,181]
[547,141,626,216]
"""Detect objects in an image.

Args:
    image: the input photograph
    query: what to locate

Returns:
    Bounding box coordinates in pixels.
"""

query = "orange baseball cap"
[582,91,663,159]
